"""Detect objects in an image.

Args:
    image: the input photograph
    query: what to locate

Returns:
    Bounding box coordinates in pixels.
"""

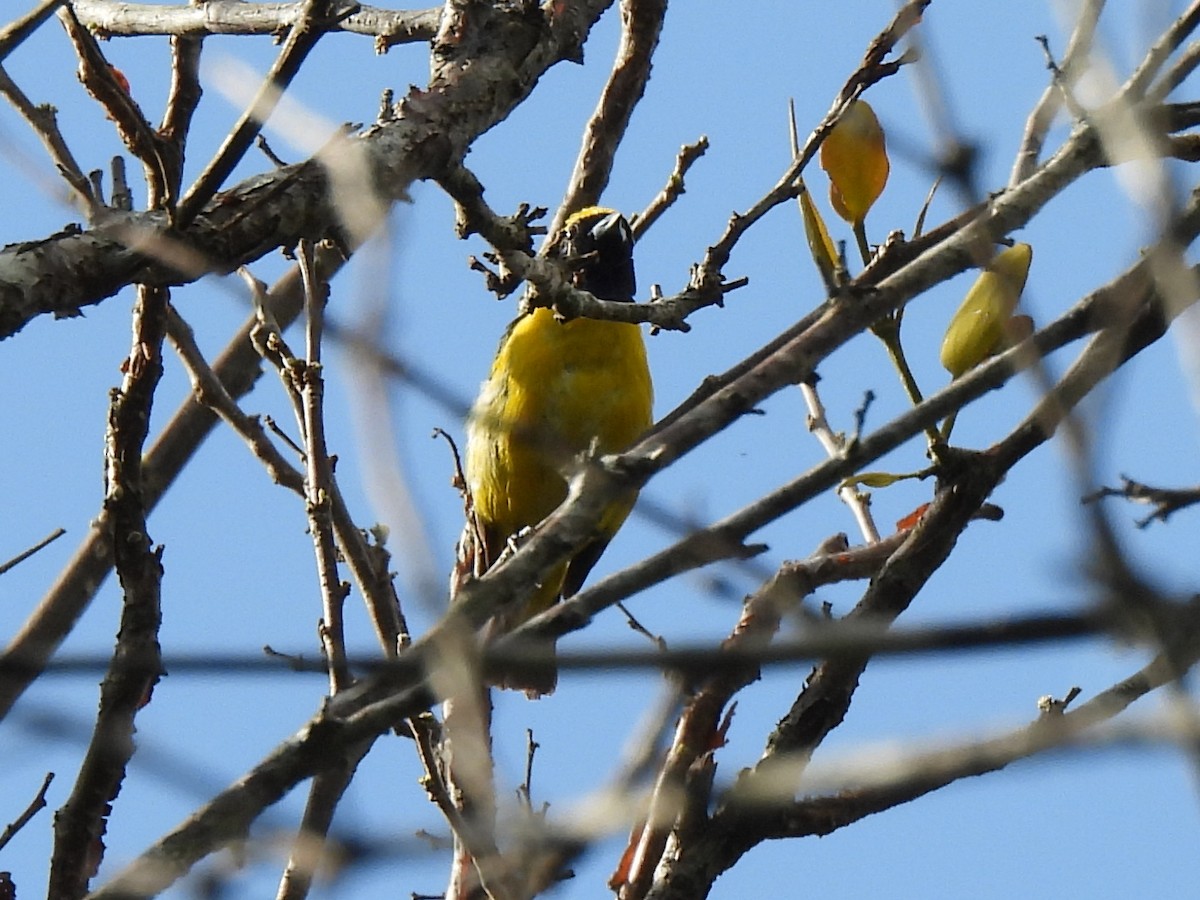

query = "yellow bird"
[462,206,653,695]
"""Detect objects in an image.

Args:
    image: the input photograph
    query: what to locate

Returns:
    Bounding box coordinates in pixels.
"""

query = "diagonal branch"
[614,530,909,899]
[0,0,66,60]
[1010,0,1103,185]
[0,63,96,211]
[632,209,1200,899]
[549,0,668,239]
[175,0,353,224]
[741,610,1200,841]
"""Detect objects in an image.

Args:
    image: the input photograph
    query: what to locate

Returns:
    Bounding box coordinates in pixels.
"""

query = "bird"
[459,206,653,696]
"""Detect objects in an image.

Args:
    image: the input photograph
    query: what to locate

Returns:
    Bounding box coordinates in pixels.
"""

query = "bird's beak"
[590,210,630,246]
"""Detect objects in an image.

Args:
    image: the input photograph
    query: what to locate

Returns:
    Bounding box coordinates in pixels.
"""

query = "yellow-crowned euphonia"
[463,206,653,695]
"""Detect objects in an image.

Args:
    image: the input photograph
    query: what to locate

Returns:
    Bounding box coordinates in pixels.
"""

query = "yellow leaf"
[939,243,1033,378]
[841,471,904,489]
[798,179,839,291]
[820,100,889,226]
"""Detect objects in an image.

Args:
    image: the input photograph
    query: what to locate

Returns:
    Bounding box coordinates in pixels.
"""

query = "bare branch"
[0,0,66,61]
[550,0,668,238]
[1123,0,1200,100]
[70,0,440,48]
[630,135,709,241]
[49,284,168,899]
[0,1,619,338]
[615,531,907,899]
[0,528,66,576]
[0,251,335,721]
[296,240,352,694]
[175,0,355,224]
[1084,475,1200,527]
[741,622,1200,842]
[1011,0,1103,185]
[59,5,179,206]
[0,772,54,852]
[0,64,96,212]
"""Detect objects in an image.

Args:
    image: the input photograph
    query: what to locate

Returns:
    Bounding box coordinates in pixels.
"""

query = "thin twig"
[616,530,908,898]
[409,709,506,897]
[798,375,881,544]
[630,136,710,241]
[1034,34,1090,125]
[296,240,351,694]
[518,728,540,811]
[59,5,177,206]
[690,0,928,300]
[0,528,66,576]
[616,602,669,651]
[1084,475,1200,528]
[168,309,305,492]
[0,65,95,212]
[548,0,669,241]
[0,772,54,852]
[175,0,352,225]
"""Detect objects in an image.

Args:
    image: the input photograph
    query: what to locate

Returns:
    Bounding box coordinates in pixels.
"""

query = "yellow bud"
[820,100,890,225]
[939,243,1033,378]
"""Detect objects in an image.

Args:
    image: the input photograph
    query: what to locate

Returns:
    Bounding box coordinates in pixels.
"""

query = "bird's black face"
[558,208,637,303]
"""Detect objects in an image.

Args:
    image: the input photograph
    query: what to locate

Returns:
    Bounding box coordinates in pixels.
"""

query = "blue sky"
[3,1,1200,897]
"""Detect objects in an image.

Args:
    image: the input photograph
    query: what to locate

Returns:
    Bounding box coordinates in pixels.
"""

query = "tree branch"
[70,0,440,48]
[49,285,168,900]
[0,0,616,339]
[549,0,668,238]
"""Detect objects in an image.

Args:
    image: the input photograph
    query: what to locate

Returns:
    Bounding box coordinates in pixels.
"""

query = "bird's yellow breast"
[466,307,653,544]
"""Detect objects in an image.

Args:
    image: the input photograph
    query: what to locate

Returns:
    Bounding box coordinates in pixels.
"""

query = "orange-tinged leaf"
[712,701,737,750]
[608,821,644,889]
[939,243,1033,378]
[109,65,130,94]
[895,502,930,532]
[821,100,889,225]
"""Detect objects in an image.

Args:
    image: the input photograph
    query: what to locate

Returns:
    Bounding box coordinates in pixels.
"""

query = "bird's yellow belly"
[466,310,652,544]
